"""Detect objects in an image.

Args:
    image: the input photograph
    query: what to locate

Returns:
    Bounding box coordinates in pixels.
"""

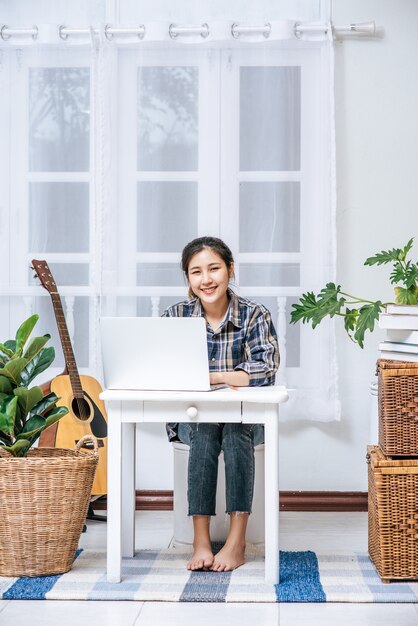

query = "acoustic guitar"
[33,259,107,496]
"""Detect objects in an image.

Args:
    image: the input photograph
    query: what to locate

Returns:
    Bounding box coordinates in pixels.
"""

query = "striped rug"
[1,547,418,602]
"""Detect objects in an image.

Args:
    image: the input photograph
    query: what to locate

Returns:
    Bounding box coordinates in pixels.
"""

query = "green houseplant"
[0,314,98,577]
[290,239,418,347]
[0,313,68,456]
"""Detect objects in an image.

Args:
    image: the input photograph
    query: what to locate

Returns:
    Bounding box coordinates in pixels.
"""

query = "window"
[113,44,328,388]
[5,48,94,374]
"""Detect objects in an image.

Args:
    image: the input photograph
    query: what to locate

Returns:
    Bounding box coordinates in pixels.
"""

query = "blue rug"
[1,547,418,602]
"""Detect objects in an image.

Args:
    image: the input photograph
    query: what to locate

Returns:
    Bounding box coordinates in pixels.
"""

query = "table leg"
[264,403,280,584]
[107,401,122,583]
[122,422,136,557]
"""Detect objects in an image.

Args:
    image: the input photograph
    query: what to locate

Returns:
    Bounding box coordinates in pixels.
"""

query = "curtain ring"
[294,22,303,39]
[231,23,240,39]
[168,24,178,39]
[0,25,10,41]
[104,24,113,40]
[59,25,68,40]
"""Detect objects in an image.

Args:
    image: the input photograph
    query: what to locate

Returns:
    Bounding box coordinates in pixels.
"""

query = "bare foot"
[187,545,214,571]
[210,541,246,572]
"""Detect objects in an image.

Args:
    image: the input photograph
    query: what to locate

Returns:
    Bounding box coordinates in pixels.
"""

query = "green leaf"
[20,347,55,386]
[0,376,12,394]
[0,358,28,386]
[389,261,406,285]
[23,334,51,363]
[353,301,384,348]
[30,392,60,418]
[13,386,43,420]
[290,283,346,329]
[404,264,418,289]
[0,409,13,444]
[17,414,46,439]
[400,238,415,261]
[26,406,68,448]
[290,292,318,324]
[0,343,14,358]
[2,438,31,457]
[0,395,18,437]
[314,283,340,306]
[394,286,418,305]
[3,340,16,353]
[0,430,13,445]
[364,247,403,266]
[389,260,418,290]
[0,394,15,434]
[15,314,39,356]
[44,405,68,429]
[343,307,358,336]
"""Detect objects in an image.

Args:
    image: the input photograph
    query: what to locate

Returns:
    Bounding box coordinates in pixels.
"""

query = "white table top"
[100,385,289,404]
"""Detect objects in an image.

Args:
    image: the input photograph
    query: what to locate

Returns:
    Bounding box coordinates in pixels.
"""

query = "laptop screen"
[100,317,212,391]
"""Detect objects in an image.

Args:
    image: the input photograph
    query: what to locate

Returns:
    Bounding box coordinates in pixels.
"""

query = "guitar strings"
[53,293,89,423]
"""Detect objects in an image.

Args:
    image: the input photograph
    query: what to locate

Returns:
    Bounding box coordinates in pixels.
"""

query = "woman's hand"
[210,371,250,387]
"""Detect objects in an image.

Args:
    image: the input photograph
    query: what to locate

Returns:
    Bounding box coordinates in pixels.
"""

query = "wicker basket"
[0,435,98,577]
[377,358,418,456]
[368,444,418,582]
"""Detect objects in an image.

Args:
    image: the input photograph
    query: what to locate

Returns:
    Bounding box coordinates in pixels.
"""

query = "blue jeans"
[177,422,264,517]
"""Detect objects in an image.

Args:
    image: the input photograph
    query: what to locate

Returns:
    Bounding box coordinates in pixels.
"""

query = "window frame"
[117,46,221,311]
[7,46,96,376]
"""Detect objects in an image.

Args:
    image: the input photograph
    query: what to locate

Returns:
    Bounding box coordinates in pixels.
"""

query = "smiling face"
[187,247,233,310]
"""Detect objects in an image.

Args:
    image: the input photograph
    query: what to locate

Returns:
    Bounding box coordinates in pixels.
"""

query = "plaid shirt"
[162,290,279,442]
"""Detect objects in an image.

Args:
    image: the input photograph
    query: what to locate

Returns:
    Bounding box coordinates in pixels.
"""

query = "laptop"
[100,317,224,391]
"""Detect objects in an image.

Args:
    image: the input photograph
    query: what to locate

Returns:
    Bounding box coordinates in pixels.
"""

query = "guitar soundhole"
[71,397,91,421]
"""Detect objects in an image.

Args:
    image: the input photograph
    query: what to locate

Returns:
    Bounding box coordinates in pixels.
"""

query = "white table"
[100,385,288,585]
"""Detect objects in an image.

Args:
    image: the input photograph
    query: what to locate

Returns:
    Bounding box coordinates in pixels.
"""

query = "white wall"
[136,0,418,491]
[278,0,418,491]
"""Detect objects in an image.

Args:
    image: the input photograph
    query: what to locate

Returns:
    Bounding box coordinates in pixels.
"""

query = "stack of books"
[378,304,418,362]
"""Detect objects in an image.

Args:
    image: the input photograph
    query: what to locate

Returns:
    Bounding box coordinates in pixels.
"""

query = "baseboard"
[278,491,367,512]
[93,490,368,512]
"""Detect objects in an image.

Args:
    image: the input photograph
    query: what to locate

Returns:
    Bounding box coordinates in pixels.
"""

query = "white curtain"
[0,1,339,422]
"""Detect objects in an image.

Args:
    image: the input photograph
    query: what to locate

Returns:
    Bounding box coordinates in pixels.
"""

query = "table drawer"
[143,401,242,423]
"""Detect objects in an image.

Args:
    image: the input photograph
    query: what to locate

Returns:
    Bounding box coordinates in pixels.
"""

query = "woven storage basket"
[377,358,418,456]
[368,444,418,582]
[0,435,98,577]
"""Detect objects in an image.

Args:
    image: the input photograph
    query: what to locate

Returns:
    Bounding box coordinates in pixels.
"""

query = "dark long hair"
[181,236,235,299]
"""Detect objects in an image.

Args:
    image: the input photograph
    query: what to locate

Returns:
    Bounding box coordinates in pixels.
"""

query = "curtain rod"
[0,21,376,42]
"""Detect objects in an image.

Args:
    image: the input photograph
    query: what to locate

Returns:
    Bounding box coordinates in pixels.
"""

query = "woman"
[163,236,279,572]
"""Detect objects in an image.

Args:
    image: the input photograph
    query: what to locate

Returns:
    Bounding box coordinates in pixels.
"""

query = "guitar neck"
[51,293,83,398]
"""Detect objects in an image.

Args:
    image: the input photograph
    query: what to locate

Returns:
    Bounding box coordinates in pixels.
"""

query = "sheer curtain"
[97,22,339,422]
[0,40,96,373]
[0,0,339,423]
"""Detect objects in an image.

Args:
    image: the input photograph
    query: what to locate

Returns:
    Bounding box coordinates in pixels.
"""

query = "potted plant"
[0,314,68,456]
[0,314,98,577]
[290,238,418,347]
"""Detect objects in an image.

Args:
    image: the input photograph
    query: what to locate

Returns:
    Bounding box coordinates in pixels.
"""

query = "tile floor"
[0,511,417,625]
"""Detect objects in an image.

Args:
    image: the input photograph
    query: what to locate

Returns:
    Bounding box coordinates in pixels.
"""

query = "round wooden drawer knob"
[186,406,198,419]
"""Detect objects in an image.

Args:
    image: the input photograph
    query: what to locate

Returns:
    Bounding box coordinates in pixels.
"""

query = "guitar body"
[41,374,108,496]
